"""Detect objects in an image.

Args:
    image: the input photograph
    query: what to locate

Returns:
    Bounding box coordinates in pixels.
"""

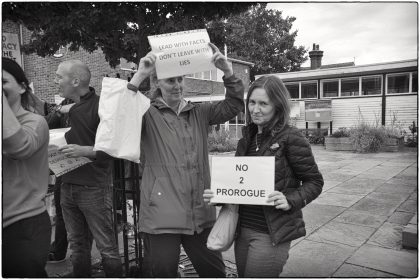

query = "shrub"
[208,129,238,153]
[349,123,387,153]
[306,129,328,144]
[331,127,350,138]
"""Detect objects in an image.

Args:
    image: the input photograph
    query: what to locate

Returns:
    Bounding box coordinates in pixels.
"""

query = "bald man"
[54,60,122,277]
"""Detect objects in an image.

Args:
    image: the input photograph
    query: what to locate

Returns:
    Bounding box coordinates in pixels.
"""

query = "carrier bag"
[207,204,239,251]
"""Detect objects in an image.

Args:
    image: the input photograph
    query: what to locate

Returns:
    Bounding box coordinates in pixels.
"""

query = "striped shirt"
[239,133,269,234]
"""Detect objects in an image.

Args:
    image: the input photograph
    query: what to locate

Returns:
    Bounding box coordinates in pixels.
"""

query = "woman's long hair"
[2,57,39,113]
[245,75,291,133]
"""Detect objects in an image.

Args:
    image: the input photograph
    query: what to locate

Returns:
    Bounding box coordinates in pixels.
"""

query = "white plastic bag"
[207,204,239,251]
[94,78,150,163]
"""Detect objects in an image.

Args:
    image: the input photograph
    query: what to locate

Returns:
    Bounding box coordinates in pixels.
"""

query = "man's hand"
[58,144,96,159]
[209,42,233,79]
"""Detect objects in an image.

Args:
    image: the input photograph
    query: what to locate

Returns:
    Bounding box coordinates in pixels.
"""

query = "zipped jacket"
[236,124,323,245]
[139,74,244,234]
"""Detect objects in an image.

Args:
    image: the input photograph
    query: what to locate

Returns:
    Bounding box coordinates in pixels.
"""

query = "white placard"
[210,156,275,205]
[148,29,213,79]
[2,33,22,66]
[48,128,91,177]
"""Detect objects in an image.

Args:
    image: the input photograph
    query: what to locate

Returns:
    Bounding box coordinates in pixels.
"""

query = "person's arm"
[127,52,157,91]
[204,43,245,125]
[282,130,324,212]
[3,94,49,160]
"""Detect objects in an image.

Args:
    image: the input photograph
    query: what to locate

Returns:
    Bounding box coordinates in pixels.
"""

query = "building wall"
[385,95,418,130]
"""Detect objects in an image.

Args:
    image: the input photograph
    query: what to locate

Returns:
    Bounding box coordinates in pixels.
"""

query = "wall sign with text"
[305,100,332,122]
[210,156,275,205]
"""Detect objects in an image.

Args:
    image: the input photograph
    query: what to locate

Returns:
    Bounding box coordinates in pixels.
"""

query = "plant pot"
[381,136,404,152]
[324,137,353,151]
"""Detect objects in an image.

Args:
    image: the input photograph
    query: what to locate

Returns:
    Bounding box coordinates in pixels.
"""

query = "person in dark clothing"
[55,60,122,277]
[44,98,74,263]
[204,75,324,277]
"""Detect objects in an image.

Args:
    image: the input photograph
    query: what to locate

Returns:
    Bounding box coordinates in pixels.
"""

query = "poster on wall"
[2,32,22,66]
[148,29,214,79]
[305,100,332,122]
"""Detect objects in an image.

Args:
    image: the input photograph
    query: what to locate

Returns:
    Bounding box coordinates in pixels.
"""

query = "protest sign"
[48,128,91,177]
[148,29,213,79]
[2,33,22,66]
[210,156,275,205]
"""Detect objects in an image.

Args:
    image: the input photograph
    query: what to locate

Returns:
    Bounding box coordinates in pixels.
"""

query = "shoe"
[47,252,66,263]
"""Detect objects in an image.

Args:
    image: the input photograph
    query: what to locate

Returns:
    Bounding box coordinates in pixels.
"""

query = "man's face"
[55,64,75,99]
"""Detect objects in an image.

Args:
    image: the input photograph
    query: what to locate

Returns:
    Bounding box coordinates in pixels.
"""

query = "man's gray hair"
[61,60,91,86]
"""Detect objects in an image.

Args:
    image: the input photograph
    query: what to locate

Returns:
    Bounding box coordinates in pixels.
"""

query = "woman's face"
[248,88,275,127]
[157,76,184,106]
[2,70,25,108]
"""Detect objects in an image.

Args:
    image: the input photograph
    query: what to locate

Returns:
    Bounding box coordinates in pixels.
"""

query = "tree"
[2,2,254,67]
[207,3,308,80]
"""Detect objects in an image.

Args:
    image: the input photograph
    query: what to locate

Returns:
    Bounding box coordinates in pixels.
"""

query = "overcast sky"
[267,2,418,67]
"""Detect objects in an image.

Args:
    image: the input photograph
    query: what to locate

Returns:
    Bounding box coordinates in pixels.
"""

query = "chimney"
[309,43,323,69]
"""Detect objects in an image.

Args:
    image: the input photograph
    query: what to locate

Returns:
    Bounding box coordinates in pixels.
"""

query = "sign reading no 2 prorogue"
[210,156,275,205]
[148,29,213,79]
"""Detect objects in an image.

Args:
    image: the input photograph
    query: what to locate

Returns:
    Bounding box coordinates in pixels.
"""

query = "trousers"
[142,228,226,277]
[61,183,122,277]
[234,226,291,277]
[3,211,51,277]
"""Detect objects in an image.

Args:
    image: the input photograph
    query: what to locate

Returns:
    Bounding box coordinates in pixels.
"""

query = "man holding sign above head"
[125,31,244,277]
[204,75,324,277]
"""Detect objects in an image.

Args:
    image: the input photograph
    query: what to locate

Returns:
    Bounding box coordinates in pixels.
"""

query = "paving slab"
[387,176,418,188]
[368,191,411,204]
[408,191,417,201]
[357,166,407,181]
[387,211,415,225]
[280,239,356,277]
[350,196,406,217]
[346,244,418,277]
[334,209,388,228]
[375,182,417,194]
[322,180,342,192]
[366,222,404,249]
[397,166,418,177]
[333,263,398,277]
[307,221,376,247]
[396,199,417,213]
[302,203,346,227]
[328,177,385,195]
[313,192,364,208]
[322,171,356,182]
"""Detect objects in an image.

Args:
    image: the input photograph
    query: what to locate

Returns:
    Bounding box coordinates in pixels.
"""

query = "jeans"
[50,179,68,259]
[3,211,51,277]
[234,227,291,277]
[61,183,122,277]
[142,228,226,278]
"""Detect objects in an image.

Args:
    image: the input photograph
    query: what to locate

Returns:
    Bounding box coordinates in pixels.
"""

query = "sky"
[266,2,418,67]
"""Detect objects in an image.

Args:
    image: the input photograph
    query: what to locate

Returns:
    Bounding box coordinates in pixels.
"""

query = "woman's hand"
[59,103,75,114]
[58,144,95,159]
[130,52,157,88]
[203,189,215,205]
[267,191,291,210]
[209,42,233,79]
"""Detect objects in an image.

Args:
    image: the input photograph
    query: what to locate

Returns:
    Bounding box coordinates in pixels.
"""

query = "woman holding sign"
[125,42,244,277]
[204,75,324,277]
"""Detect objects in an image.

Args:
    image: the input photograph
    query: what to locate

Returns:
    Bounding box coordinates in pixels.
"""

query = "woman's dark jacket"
[235,124,324,245]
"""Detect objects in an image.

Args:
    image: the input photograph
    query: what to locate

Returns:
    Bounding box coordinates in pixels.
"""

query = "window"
[362,76,381,95]
[412,72,418,93]
[387,73,409,94]
[194,72,202,79]
[322,80,338,97]
[301,82,317,99]
[341,78,359,97]
[203,71,211,80]
[285,83,299,99]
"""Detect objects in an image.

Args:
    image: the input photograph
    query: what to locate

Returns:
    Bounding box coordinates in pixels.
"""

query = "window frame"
[284,82,300,99]
[386,72,416,95]
[300,80,318,100]
[320,78,339,98]
[361,75,382,96]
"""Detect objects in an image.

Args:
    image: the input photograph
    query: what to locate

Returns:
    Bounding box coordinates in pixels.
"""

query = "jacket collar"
[152,97,195,115]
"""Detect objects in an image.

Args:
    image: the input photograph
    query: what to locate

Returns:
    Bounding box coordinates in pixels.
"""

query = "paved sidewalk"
[47,145,418,277]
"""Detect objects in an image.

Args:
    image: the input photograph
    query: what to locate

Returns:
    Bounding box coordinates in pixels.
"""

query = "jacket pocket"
[147,176,189,230]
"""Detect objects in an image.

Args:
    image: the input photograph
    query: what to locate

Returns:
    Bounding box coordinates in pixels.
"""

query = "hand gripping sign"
[148,29,214,79]
[210,156,275,205]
